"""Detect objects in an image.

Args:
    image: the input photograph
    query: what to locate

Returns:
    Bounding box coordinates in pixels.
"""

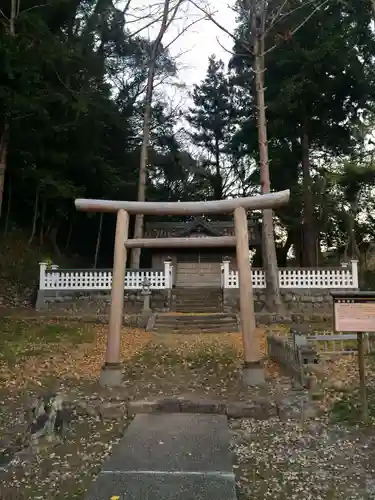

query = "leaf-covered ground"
[231,417,375,500]
[232,325,375,500]
[0,318,152,499]
[0,318,152,388]
[0,318,284,499]
[1,318,375,499]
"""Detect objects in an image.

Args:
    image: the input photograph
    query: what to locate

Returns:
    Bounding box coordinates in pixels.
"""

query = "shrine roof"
[144,217,260,243]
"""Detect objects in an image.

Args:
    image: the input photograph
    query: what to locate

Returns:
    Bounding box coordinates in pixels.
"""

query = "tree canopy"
[1,0,375,271]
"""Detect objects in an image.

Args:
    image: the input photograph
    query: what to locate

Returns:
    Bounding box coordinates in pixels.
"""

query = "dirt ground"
[0,318,284,499]
[0,317,374,499]
[231,326,375,500]
[231,417,375,500]
[0,318,150,499]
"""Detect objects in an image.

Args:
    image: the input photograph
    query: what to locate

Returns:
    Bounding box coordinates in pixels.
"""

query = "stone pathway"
[85,413,237,500]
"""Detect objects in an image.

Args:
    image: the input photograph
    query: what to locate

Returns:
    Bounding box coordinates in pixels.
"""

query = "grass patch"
[184,348,238,369]
[123,336,241,382]
[330,387,375,425]
[329,350,375,425]
[0,318,94,365]
[0,324,152,389]
[127,343,239,370]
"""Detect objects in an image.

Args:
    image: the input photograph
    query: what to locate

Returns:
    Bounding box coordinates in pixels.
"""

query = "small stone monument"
[27,393,70,447]
[0,393,71,468]
[141,278,151,312]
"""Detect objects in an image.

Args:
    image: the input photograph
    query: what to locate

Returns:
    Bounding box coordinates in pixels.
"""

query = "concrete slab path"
[85,413,237,500]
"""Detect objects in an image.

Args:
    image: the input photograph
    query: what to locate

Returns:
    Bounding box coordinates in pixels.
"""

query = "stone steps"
[156,314,237,323]
[150,313,239,333]
[173,287,222,313]
[175,307,221,313]
[174,296,221,300]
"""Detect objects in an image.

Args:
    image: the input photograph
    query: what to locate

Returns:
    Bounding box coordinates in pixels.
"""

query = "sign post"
[331,291,375,424]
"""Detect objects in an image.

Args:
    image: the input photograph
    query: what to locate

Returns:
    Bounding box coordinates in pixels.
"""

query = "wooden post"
[38,262,47,290]
[222,259,230,289]
[351,260,359,289]
[100,209,129,387]
[234,206,264,385]
[357,332,368,424]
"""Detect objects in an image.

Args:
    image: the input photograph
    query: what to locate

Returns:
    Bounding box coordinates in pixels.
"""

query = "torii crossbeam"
[75,190,290,387]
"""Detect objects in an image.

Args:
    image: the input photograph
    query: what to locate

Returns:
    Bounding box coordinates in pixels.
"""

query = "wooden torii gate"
[75,190,290,386]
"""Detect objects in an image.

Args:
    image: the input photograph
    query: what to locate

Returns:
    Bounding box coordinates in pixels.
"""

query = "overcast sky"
[128,1,237,97]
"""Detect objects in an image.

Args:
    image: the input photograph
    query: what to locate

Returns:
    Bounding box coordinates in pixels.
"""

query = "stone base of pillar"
[242,361,266,386]
[99,363,123,387]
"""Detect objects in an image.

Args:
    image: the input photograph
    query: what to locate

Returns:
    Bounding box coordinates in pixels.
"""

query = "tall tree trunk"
[65,216,73,250]
[28,184,40,246]
[253,14,283,312]
[130,0,178,268]
[39,196,46,246]
[0,124,8,219]
[0,0,17,218]
[4,173,11,234]
[94,212,103,268]
[214,135,223,199]
[301,124,317,266]
[344,199,360,261]
[50,223,61,257]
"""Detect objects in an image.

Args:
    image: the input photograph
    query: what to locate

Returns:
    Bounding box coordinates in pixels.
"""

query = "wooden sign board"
[331,292,375,333]
[331,291,373,423]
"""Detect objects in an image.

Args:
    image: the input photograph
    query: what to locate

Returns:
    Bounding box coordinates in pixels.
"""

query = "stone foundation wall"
[35,286,358,319]
[36,289,171,314]
[223,288,359,314]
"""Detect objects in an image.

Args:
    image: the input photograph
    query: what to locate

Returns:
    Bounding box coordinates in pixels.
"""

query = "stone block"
[226,400,273,419]
[179,399,227,415]
[299,346,319,365]
[290,313,304,323]
[127,400,161,416]
[127,398,181,416]
[86,471,237,500]
[157,397,182,413]
[99,403,127,421]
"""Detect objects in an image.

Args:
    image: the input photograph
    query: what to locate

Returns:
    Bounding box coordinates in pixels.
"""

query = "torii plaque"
[75,190,290,387]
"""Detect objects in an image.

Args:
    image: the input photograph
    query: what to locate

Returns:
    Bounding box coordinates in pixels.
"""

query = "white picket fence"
[39,259,359,291]
[220,259,359,290]
[39,261,173,291]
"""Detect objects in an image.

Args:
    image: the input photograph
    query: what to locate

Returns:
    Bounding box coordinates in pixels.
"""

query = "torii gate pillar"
[234,206,264,384]
[100,209,129,387]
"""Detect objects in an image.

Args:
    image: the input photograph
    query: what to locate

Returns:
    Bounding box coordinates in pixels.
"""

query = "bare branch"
[264,0,330,55]
[165,0,184,30]
[188,0,237,43]
[268,0,324,30]
[0,8,9,21]
[264,0,290,33]
[163,14,206,51]
[189,0,330,60]
[127,0,183,37]
[215,36,237,57]
[122,0,132,15]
